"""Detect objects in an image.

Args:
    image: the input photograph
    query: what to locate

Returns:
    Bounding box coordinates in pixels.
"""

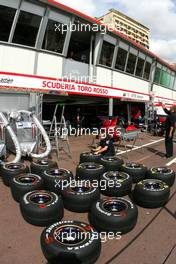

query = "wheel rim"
[152,167,170,174]
[71,186,91,193]
[83,152,100,156]
[6,164,22,170]
[103,200,128,213]
[79,163,102,170]
[126,163,140,168]
[49,169,66,177]
[86,164,97,169]
[144,181,163,190]
[18,175,36,184]
[107,158,115,161]
[105,171,126,180]
[29,192,52,204]
[83,152,94,156]
[54,225,87,245]
[38,160,48,165]
[83,152,90,155]
[103,157,116,162]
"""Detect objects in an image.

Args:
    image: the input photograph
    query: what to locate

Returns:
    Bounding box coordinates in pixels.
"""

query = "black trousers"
[75,123,82,136]
[165,131,173,157]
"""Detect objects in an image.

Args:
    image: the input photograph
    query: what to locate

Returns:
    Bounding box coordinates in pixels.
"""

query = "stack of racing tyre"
[0,152,175,264]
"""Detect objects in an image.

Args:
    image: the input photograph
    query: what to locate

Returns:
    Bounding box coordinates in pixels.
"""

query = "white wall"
[0,44,35,74]
[0,43,175,102]
[96,67,112,86]
[153,84,173,100]
[113,71,149,94]
[172,91,176,101]
[96,66,149,94]
[0,44,64,78]
[36,52,63,78]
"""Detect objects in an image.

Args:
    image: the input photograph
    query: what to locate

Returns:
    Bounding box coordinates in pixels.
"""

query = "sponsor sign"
[154,96,176,107]
[0,72,150,101]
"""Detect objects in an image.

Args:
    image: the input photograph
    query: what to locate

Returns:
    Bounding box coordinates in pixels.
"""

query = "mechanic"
[161,103,176,158]
[93,134,115,156]
[75,108,84,137]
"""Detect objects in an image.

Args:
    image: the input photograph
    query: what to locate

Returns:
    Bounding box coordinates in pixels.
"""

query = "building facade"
[0,0,176,118]
[99,8,150,49]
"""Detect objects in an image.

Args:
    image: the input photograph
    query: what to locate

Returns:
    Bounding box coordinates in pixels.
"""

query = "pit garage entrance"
[42,94,146,130]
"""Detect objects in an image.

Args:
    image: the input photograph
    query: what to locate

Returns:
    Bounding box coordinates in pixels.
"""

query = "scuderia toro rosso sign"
[0,72,149,101]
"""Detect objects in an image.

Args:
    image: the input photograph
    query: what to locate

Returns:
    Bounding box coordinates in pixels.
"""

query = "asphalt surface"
[0,132,175,264]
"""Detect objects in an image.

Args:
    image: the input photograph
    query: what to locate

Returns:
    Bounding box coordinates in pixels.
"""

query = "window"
[115,47,128,71]
[174,77,176,90]
[126,53,137,74]
[154,67,161,83]
[166,70,171,88]
[12,11,41,47]
[154,65,174,88]
[160,69,170,87]
[42,20,66,54]
[165,72,170,87]
[99,41,115,67]
[67,21,92,64]
[169,73,175,89]
[143,61,151,80]
[135,57,145,77]
[0,5,16,42]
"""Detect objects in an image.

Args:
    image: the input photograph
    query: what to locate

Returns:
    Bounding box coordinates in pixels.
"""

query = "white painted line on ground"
[116,138,164,155]
[166,157,176,166]
[116,150,122,153]
[126,144,138,148]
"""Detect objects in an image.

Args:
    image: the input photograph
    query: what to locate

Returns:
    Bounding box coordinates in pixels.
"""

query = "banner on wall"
[154,97,176,106]
[0,72,150,102]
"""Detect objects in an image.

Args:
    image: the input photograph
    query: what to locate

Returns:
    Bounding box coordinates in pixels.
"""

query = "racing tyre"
[1,162,29,187]
[80,152,102,163]
[76,162,105,182]
[100,156,124,171]
[100,171,132,197]
[147,167,175,187]
[133,179,170,208]
[0,161,3,176]
[89,197,138,234]
[41,220,101,264]
[43,168,73,194]
[20,190,64,226]
[30,159,57,176]
[11,173,44,202]
[120,163,147,183]
[61,182,100,212]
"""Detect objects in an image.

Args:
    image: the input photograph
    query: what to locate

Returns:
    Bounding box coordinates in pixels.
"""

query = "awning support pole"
[109,98,113,118]
[127,103,131,123]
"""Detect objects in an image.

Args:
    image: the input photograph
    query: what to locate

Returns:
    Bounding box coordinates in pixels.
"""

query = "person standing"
[75,108,84,137]
[161,103,176,158]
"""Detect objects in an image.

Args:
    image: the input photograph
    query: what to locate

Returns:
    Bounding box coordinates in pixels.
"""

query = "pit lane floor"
[0,132,175,264]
